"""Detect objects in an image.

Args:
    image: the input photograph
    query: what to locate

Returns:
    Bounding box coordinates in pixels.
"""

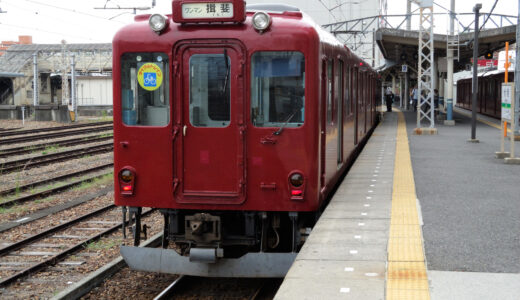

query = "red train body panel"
[114,1,379,276]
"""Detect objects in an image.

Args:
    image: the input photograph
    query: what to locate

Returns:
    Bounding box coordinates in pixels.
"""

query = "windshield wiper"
[221,49,230,95]
[273,107,300,136]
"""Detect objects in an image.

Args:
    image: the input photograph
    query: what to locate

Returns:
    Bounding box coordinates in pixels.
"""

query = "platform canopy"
[375,24,516,73]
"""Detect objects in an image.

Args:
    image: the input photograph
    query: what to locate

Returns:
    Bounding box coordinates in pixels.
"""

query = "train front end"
[113,0,321,277]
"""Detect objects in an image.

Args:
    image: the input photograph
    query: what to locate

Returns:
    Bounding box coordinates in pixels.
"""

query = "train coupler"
[129,207,143,246]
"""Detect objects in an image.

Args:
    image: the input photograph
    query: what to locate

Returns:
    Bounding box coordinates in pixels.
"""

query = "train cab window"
[120,53,170,126]
[251,51,305,127]
[189,54,230,127]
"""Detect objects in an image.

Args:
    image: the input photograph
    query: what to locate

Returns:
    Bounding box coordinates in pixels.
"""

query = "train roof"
[114,3,373,73]
[456,69,513,82]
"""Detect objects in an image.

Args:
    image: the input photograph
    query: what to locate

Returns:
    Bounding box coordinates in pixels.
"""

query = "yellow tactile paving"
[387,278,430,290]
[390,225,423,239]
[388,262,428,279]
[387,289,431,300]
[388,238,425,262]
[386,110,430,300]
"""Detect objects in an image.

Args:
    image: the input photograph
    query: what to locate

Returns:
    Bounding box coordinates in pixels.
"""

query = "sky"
[0,0,517,44]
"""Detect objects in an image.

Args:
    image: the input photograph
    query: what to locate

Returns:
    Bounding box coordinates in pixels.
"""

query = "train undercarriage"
[120,208,318,277]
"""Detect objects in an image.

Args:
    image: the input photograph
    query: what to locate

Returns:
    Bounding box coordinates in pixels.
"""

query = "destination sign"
[181,2,234,19]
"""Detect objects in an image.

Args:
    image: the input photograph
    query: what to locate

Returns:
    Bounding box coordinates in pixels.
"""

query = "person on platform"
[411,85,418,112]
[385,87,394,112]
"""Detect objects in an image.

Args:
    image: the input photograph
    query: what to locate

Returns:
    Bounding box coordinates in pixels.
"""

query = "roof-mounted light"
[149,14,168,34]
[252,12,271,32]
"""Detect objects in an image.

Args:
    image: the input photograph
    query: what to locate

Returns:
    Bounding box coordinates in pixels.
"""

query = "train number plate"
[182,2,234,19]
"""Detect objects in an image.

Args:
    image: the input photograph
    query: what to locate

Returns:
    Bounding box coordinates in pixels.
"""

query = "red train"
[114,0,380,277]
[456,71,514,119]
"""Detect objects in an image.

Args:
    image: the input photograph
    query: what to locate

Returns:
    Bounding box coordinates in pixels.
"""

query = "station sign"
[501,83,514,122]
[172,0,246,23]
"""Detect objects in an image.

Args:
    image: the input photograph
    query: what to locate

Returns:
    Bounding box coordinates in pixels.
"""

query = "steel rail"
[0,136,113,158]
[0,127,22,132]
[0,171,113,209]
[51,233,163,300]
[0,205,116,257]
[0,143,113,173]
[0,125,113,145]
[0,163,113,197]
[153,276,186,300]
[0,208,154,288]
[0,121,112,137]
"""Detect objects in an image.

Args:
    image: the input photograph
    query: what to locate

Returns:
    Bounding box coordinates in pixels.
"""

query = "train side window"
[120,52,170,126]
[251,51,305,127]
[327,60,333,125]
[345,65,350,116]
[189,54,230,127]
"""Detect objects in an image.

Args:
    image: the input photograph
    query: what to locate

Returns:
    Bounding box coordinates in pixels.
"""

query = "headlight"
[120,169,134,183]
[252,12,271,32]
[149,14,167,33]
[289,173,304,187]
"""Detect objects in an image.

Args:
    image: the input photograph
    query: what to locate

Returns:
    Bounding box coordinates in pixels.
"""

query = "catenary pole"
[406,0,412,30]
[470,3,481,142]
[446,0,455,123]
[514,0,520,136]
[33,53,38,107]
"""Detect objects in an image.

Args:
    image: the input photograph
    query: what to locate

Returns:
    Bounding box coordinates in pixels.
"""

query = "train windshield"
[120,53,170,126]
[250,51,305,127]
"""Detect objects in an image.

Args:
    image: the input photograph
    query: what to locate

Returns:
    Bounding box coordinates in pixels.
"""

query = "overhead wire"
[10,0,126,23]
[1,0,114,32]
[0,22,105,42]
[479,0,500,32]
[317,0,339,22]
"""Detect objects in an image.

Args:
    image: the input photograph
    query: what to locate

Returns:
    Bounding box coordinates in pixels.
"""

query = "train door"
[337,60,344,166]
[320,60,327,188]
[174,43,245,204]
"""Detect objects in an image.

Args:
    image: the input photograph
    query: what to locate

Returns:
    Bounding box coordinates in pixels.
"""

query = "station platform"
[275,108,520,299]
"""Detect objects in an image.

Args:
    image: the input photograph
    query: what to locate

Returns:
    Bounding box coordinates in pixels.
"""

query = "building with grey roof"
[0,43,112,118]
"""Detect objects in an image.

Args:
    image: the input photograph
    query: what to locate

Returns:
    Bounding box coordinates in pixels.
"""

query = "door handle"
[183,125,187,136]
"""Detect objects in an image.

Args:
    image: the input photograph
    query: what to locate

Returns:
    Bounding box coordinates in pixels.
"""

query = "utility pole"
[469,3,482,143]
[61,41,69,106]
[70,54,77,122]
[32,53,39,107]
[515,0,520,137]
[406,0,412,30]
[445,0,456,125]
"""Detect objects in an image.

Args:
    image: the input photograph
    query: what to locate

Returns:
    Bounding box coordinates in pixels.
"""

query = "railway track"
[0,163,113,209]
[0,135,113,158]
[0,127,22,132]
[0,206,154,288]
[0,125,113,146]
[0,142,113,173]
[154,276,283,300]
[0,121,112,137]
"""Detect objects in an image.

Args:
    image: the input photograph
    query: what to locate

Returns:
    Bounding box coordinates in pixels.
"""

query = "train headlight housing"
[149,14,168,34]
[120,169,133,183]
[288,171,305,201]
[289,173,304,187]
[119,167,136,196]
[252,12,271,32]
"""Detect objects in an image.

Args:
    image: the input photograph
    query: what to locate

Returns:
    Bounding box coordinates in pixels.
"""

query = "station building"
[0,43,112,119]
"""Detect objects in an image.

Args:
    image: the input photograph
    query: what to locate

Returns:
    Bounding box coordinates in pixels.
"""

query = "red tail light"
[291,190,303,196]
[122,185,133,192]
